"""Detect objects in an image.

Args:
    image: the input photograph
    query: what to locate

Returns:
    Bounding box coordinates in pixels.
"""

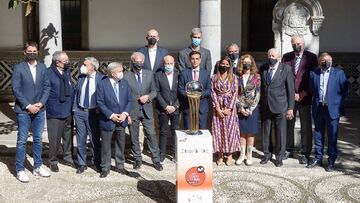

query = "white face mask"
[116,72,123,81]
[80,65,88,75]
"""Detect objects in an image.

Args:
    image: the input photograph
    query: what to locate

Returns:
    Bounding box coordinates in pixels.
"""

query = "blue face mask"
[164,65,174,73]
[191,38,201,47]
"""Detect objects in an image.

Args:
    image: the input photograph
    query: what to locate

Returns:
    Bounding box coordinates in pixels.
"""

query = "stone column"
[200,0,221,75]
[39,0,63,66]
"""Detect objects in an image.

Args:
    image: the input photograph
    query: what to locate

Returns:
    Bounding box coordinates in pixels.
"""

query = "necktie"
[113,82,119,102]
[295,56,301,74]
[193,70,199,81]
[83,77,90,108]
[267,68,273,84]
[136,72,142,87]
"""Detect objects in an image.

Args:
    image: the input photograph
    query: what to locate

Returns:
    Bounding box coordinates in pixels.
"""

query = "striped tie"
[294,56,301,74]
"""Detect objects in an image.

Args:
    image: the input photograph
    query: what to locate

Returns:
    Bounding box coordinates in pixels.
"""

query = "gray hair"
[52,51,67,62]
[267,48,281,59]
[226,43,240,51]
[291,35,305,45]
[84,57,99,70]
[190,27,202,37]
[106,62,123,76]
[130,52,145,62]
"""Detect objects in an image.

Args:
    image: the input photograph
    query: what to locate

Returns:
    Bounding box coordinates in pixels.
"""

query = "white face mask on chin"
[116,72,123,81]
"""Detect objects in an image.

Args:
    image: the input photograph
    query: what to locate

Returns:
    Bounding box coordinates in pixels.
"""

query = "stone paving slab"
[0,105,360,202]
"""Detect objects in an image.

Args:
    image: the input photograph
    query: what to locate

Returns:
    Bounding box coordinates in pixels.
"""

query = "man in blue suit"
[307,53,349,172]
[136,28,169,73]
[96,62,132,178]
[73,57,104,174]
[12,41,51,182]
[46,51,75,173]
[178,51,211,129]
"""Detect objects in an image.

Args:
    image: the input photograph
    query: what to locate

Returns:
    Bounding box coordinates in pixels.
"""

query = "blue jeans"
[15,111,45,172]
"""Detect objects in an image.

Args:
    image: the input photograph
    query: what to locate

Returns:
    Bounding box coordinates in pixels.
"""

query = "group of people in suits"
[12,28,348,183]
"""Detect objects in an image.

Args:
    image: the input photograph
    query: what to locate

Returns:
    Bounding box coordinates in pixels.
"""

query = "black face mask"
[218,65,229,74]
[25,53,38,61]
[243,63,251,70]
[228,53,239,61]
[147,37,157,45]
[320,61,332,70]
[292,44,302,53]
[63,63,71,70]
[268,58,278,66]
[133,62,143,71]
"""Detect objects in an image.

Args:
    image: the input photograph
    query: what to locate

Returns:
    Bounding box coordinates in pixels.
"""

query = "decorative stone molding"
[272,0,324,55]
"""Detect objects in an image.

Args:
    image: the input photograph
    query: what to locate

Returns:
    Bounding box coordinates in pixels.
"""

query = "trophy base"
[185,130,203,135]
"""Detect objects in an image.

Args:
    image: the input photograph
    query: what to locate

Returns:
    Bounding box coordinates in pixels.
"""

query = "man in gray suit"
[124,52,163,171]
[178,27,212,72]
[259,48,295,167]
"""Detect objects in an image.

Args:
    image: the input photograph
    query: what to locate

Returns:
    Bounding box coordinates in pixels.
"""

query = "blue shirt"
[319,67,331,103]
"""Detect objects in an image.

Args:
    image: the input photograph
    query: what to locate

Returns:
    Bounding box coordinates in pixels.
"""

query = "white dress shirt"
[28,61,37,83]
[320,67,331,103]
[149,45,157,71]
[269,61,280,79]
[80,72,97,108]
[166,72,174,90]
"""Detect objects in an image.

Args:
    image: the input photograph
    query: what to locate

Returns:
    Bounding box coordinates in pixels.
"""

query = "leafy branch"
[8,0,38,16]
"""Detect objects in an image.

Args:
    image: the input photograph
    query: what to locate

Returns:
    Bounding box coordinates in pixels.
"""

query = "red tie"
[193,70,199,81]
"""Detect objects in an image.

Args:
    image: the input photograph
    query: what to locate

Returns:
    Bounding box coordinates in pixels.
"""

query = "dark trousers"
[183,111,208,130]
[100,125,126,172]
[47,115,73,165]
[262,108,287,160]
[158,112,180,160]
[129,110,160,164]
[314,105,339,162]
[286,103,312,157]
[74,109,101,167]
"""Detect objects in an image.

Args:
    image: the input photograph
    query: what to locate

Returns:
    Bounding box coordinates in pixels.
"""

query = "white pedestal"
[176,130,213,203]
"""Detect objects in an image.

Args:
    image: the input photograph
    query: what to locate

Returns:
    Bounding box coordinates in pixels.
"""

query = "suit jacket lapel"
[23,62,35,85]
[35,63,41,86]
[145,47,151,70]
[107,78,119,103]
[154,49,160,72]
[162,72,171,90]
[271,64,282,84]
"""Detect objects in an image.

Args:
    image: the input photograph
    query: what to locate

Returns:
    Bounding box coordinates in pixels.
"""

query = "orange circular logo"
[185,166,206,186]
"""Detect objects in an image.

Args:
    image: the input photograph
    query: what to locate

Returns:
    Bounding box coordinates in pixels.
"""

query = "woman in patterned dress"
[235,54,261,166]
[211,56,241,166]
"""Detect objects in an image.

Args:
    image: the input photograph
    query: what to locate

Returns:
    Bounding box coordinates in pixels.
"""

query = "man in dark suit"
[154,55,180,164]
[282,36,318,164]
[73,57,104,174]
[307,53,348,172]
[96,62,132,178]
[178,51,211,129]
[178,27,212,72]
[136,29,169,73]
[12,41,51,182]
[123,52,163,171]
[259,48,295,167]
[46,51,75,172]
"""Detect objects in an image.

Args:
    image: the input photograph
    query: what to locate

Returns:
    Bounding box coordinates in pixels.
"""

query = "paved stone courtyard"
[0,104,359,202]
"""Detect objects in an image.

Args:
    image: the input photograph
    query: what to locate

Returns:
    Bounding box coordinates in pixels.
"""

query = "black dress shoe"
[283,151,293,160]
[325,164,335,172]
[116,168,129,175]
[154,162,163,171]
[100,170,109,178]
[306,159,323,168]
[64,161,76,168]
[260,157,270,165]
[133,161,142,170]
[275,159,283,167]
[298,155,308,164]
[76,165,88,174]
[50,164,59,172]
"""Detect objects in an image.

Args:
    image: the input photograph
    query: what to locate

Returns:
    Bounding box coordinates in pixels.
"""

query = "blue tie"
[136,72,142,87]
[83,77,90,108]
[113,82,119,103]
[267,68,273,84]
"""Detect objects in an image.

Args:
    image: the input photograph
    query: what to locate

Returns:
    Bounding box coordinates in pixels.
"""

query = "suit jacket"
[282,50,318,105]
[178,46,212,72]
[259,62,295,114]
[123,69,157,119]
[96,77,132,131]
[46,65,74,119]
[178,68,211,114]
[12,61,50,114]
[154,69,180,114]
[136,46,169,73]
[310,67,348,119]
[73,72,104,112]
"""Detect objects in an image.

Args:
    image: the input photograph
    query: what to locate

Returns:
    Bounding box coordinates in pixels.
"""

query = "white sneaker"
[17,171,29,183]
[160,159,165,165]
[33,166,51,177]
